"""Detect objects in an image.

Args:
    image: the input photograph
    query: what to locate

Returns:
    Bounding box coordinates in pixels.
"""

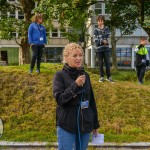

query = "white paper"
[91,133,104,145]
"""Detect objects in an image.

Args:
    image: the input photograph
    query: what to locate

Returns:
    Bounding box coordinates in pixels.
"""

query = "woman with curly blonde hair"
[53,43,100,150]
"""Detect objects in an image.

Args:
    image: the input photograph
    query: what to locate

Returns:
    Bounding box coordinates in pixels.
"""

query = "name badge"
[81,100,89,109]
[39,37,44,41]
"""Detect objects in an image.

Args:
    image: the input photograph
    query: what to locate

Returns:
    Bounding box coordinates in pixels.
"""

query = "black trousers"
[136,65,146,83]
[97,51,111,78]
[30,45,44,71]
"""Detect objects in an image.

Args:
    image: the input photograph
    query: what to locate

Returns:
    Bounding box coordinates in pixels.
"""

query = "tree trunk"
[19,36,30,65]
[111,26,118,71]
[18,0,35,64]
[139,0,145,25]
[144,27,150,41]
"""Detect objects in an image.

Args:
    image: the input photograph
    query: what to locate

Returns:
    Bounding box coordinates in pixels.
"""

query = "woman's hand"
[93,129,98,137]
[75,75,85,86]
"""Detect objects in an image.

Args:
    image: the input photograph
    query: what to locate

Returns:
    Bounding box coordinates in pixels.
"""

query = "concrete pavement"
[0,141,150,149]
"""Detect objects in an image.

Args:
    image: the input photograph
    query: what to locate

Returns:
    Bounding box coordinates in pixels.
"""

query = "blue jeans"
[57,126,90,150]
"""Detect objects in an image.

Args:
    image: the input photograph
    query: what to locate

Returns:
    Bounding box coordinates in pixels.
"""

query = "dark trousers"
[30,45,44,71]
[136,65,146,83]
[97,51,111,78]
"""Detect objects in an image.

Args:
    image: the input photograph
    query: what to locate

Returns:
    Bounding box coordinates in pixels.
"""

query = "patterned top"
[93,26,110,52]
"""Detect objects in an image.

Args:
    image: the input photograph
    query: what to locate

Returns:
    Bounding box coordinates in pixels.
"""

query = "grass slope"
[0,64,150,143]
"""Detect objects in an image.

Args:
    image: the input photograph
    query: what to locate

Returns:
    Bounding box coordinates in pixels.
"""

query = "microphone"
[79,73,85,87]
[77,69,85,87]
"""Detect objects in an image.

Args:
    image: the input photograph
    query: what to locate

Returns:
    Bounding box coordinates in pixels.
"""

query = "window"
[9,10,15,18]
[60,28,66,37]
[41,47,63,63]
[94,2,109,15]
[18,10,24,19]
[51,29,58,37]
[147,47,150,57]
[104,3,109,14]
[116,47,132,66]
[10,32,17,37]
[50,28,66,37]
[95,3,102,15]
[1,11,7,17]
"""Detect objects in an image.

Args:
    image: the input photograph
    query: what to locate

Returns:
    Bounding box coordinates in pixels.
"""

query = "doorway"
[1,51,8,64]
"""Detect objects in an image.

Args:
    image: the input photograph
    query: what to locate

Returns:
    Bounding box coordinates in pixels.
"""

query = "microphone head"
[78,67,85,76]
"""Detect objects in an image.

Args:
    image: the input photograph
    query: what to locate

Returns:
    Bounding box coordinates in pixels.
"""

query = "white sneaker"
[106,77,114,82]
[99,77,104,82]
[36,70,40,73]
[29,69,33,74]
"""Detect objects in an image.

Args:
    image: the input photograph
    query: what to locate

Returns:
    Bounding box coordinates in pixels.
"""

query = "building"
[0,0,69,65]
[85,1,150,69]
[0,0,150,68]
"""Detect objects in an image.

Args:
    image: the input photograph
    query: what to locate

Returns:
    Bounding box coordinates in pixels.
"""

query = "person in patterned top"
[93,15,114,83]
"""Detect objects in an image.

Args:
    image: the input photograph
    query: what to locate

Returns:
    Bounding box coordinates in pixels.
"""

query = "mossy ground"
[0,63,150,143]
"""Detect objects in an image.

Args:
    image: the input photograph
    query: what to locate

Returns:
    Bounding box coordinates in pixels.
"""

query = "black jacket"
[53,64,100,133]
[135,45,149,67]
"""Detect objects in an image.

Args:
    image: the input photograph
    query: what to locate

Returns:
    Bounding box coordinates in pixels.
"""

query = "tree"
[104,0,150,69]
[0,0,35,64]
[136,0,150,39]
[36,0,97,44]
[104,0,139,70]
[1,0,148,66]
[36,0,141,70]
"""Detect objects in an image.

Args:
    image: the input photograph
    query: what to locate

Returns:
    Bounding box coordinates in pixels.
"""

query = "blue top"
[28,22,47,45]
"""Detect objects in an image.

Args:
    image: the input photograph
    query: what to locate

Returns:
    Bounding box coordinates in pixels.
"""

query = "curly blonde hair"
[62,43,84,64]
[32,13,43,23]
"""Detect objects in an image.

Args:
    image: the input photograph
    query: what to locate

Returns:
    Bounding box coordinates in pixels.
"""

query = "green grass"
[0,63,150,143]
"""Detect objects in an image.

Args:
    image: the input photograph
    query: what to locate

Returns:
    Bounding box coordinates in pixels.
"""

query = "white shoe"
[99,77,104,82]
[106,77,114,82]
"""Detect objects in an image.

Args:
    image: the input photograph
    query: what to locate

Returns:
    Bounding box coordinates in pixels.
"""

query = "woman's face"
[66,48,83,68]
[37,17,43,24]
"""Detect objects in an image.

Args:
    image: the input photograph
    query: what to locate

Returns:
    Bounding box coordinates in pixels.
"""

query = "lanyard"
[36,24,43,36]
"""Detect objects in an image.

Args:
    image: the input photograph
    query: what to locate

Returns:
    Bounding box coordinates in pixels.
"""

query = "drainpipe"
[91,23,95,68]
[131,45,135,69]
[91,45,95,68]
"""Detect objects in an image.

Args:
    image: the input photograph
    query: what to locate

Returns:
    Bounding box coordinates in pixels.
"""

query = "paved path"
[0,141,150,150]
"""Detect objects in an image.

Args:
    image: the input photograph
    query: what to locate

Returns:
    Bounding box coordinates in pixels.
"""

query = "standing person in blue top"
[28,13,47,73]
[93,15,114,82]
[134,37,149,84]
